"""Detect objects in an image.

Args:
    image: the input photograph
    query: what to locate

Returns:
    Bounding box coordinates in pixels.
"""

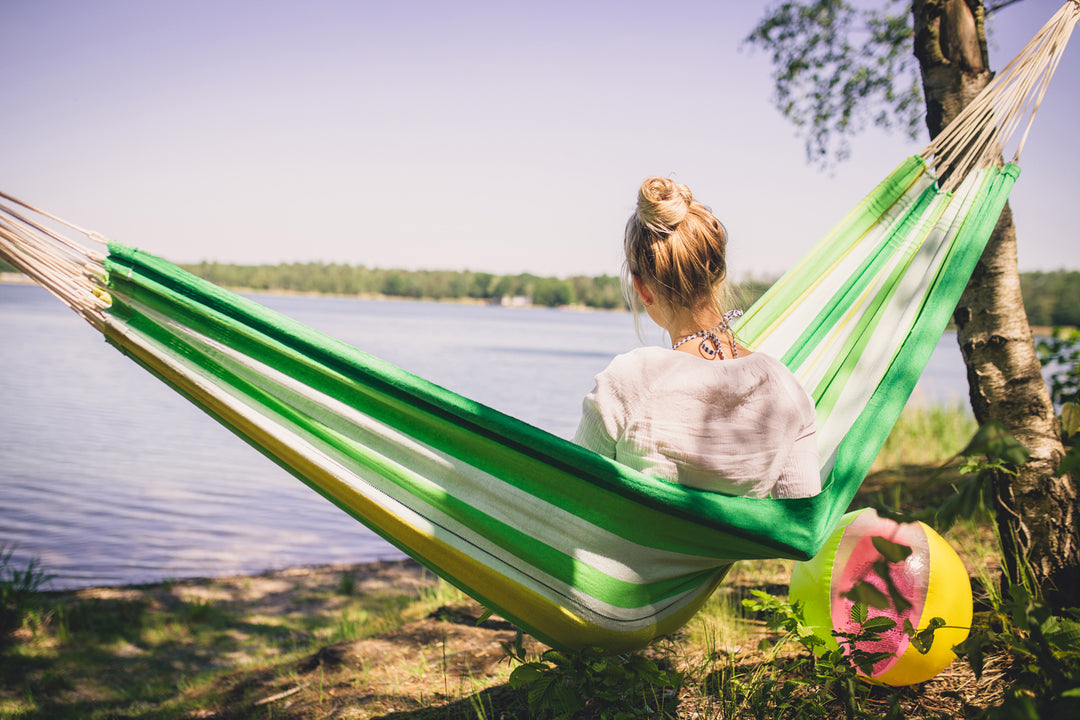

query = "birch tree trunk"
[913,0,1078,609]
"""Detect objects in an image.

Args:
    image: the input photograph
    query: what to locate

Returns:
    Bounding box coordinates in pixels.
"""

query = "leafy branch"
[745,0,921,167]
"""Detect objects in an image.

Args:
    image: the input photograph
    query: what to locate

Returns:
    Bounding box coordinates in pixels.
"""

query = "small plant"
[505,640,682,719]
[874,402,977,471]
[1037,328,1080,410]
[936,421,1080,717]
[0,544,54,645]
[742,588,941,720]
[1035,328,1080,477]
[179,597,226,628]
[955,583,1080,719]
[336,571,356,596]
[332,607,372,642]
[934,420,1032,534]
[416,576,469,610]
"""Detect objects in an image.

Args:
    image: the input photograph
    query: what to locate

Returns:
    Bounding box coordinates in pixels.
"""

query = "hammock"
[2,2,1076,654]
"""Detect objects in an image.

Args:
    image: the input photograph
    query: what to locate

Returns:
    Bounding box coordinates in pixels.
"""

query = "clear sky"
[3,0,1077,280]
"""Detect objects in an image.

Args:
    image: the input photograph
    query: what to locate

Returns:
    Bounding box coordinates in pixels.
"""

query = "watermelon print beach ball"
[788,508,973,686]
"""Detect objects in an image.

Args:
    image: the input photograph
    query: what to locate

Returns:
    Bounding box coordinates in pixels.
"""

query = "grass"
[872,401,977,470]
[0,561,478,719]
[0,404,1012,719]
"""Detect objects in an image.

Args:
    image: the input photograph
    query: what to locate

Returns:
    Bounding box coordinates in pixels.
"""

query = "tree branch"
[986,0,1027,16]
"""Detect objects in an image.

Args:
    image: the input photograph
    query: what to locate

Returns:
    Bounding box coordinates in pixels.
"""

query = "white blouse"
[574,347,820,498]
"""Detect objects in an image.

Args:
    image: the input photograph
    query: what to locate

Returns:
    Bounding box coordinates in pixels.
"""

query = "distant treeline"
[1,256,1077,323]
[180,261,629,308]
[1020,271,1080,328]
[177,260,778,311]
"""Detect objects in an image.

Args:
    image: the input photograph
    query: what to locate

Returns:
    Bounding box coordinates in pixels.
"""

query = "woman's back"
[575,347,819,498]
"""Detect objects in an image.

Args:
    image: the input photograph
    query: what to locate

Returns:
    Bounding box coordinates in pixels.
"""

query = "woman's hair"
[623,176,733,322]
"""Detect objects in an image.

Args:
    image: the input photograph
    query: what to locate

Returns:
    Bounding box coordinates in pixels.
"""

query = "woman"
[574,176,819,498]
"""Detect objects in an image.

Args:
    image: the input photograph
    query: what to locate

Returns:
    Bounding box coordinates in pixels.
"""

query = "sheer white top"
[574,347,820,498]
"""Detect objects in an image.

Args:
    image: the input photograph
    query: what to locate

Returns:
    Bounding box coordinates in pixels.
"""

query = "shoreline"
[40,557,425,598]
[0,272,624,313]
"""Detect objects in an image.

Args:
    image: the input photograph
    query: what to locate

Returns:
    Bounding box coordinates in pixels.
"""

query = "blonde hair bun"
[636,177,693,232]
[623,175,731,315]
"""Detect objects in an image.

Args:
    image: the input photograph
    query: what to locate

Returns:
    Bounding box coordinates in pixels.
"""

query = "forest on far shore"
[2,257,1077,326]
[178,263,1080,328]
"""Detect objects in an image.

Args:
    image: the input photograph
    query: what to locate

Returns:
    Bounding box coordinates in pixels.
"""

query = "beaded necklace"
[670,310,743,359]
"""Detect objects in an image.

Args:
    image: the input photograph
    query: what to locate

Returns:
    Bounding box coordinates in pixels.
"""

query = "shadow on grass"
[0,591,333,719]
[854,463,966,518]
[376,684,527,719]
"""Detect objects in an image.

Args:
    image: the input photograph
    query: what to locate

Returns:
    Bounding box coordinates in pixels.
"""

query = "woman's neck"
[662,308,726,346]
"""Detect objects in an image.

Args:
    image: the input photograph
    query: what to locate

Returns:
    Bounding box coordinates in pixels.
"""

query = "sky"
[3,0,1078,280]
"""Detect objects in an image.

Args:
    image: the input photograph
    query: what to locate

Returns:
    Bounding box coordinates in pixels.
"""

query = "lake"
[0,283,971,589]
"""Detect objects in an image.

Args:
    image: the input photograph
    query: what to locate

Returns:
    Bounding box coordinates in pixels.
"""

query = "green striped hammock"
[2,2,1075,653]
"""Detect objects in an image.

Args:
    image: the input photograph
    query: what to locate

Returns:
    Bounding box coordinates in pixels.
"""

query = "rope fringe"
[921,1,1079,191]
[0,191,109,329]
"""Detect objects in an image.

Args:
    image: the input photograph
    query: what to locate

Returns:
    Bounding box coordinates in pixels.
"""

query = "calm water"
[0,283,970,589]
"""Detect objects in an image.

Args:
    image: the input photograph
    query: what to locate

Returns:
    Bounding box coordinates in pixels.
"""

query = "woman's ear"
[632,274,653,307]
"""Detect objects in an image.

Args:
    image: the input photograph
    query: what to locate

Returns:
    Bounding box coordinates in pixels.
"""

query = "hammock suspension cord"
[0,190,108,328]
[923,0,1079,191]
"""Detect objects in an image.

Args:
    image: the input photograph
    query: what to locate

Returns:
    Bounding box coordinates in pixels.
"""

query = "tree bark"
[913,0,1078,608]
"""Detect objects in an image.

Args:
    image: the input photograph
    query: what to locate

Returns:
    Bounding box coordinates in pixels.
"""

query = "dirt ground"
[22,554,1006,719]
[69,559,544,718]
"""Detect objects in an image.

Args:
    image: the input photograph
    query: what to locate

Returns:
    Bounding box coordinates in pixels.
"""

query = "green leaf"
[936,473,990,531]
[509,664,544,689]
[541,649,569,665]
[1058,445,1080,477]
[527,674,579,716]
[909,617,945,654]
[862,615,898,633]
[872,536,912,563]
[1061,403,1080,437]
[854,656,879,676]
[953,628,995,680]
[1046,618,1080,652]
[873,558,914,616]
[844,582,891,611]
[960,420,1032,466]
[628,654,659,673]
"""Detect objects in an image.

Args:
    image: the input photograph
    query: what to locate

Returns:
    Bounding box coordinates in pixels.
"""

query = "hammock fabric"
[2,2,1076,654]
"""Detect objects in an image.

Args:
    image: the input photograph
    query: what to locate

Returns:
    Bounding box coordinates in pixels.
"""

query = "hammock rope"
[923,0,1079,190]
[1,2,1075,653]
[0,190,109,326]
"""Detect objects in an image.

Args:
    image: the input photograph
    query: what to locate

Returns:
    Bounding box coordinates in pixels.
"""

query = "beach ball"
[788,508,972,686]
